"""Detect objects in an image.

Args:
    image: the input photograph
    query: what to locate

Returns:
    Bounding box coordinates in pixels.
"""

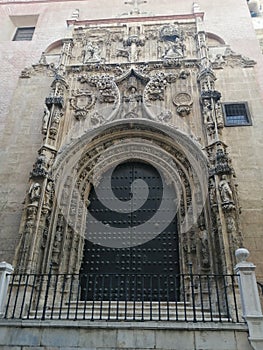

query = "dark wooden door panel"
[80,161,179,301]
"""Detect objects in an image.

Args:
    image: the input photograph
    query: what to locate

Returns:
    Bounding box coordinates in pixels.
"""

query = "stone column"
[0,261,14,317]
[235,248,263,350]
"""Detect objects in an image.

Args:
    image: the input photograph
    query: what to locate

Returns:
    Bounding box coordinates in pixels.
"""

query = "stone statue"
[32,151,49,177]
[44,180,53,207]
[215,102,224,128]
[42,106,50,134]
[199,228,210,269]
[29,183,41,203]
[219,175,233,203]
[198,214,210,269]
[202,99,213,124]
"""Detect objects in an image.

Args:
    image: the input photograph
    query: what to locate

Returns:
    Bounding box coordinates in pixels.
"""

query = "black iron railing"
[3,272,242,322]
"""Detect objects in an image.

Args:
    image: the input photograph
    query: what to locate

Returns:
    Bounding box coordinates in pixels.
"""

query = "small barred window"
[13,27,35,41]
[223,103,252,126]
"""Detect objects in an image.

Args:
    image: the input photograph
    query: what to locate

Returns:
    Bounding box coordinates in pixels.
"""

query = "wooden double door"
[80,161,180,301]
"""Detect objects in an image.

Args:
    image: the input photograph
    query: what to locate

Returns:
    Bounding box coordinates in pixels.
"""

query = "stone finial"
[192,2,201,13]
[235,248,250,263]
[0,261,14,273]
[124,0,147,16]
[71,9,79,20]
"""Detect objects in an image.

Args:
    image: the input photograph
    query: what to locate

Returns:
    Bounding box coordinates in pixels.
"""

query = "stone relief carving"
[70,89,96,120]
[159,24,185,60]
[212,47,256,69]
[71,73,119,122]
[116,48,131,61]
[144,72,177,102]
[173,93,193,117]
[83,41,103,63]
[157,110,172,123]
[90,111,105,126]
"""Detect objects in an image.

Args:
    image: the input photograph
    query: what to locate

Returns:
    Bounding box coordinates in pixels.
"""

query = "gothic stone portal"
[80,161,180,301]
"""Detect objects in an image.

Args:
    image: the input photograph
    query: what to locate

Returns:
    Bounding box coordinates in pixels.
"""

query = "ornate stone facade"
[9,5,251,279]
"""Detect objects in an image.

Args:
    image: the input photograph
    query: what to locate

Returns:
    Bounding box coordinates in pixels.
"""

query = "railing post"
[0,261,14,318]
[42,264,52,320]
[235,248,263,350]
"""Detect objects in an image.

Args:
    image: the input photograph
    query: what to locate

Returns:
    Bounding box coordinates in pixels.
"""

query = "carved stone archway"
[15,119,221,277]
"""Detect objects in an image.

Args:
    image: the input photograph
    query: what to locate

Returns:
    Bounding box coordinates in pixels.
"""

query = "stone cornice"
[66,13,204,26]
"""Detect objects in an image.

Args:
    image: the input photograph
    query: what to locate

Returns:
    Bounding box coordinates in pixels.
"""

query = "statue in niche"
[52,215,64,265]
[198,215,210,269]
[209,178,216,207]
[42,106,50,134]
[44,180,53,207]
[162,38,184,59]
[29,183,41,203]
[31,150,49,177]
[202,99,213,124]
[215,102,224,129]
[83,41,102,63]
[23,221,34,249]
[219,175,233,203]
[49,110,63,139]
[123,86,142,104]
[54,82,65,98]
[52,110,62,127]
[122,86,142,115]
[226,215,236,234]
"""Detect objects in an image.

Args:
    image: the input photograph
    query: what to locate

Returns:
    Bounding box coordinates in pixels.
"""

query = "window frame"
[222,102,252,127]
[12,26,35,41]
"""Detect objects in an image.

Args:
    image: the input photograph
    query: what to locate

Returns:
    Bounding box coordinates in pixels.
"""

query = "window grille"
[13,27,35,41]
[223,102,252,126]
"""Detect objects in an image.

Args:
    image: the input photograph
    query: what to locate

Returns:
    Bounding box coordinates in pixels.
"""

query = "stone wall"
[0,321,253,350]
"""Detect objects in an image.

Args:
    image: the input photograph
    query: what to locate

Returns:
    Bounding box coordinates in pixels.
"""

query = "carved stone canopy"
[160,24,181,41]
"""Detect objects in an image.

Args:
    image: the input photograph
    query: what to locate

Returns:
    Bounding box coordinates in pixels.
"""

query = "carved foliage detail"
[144,72,177,102]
